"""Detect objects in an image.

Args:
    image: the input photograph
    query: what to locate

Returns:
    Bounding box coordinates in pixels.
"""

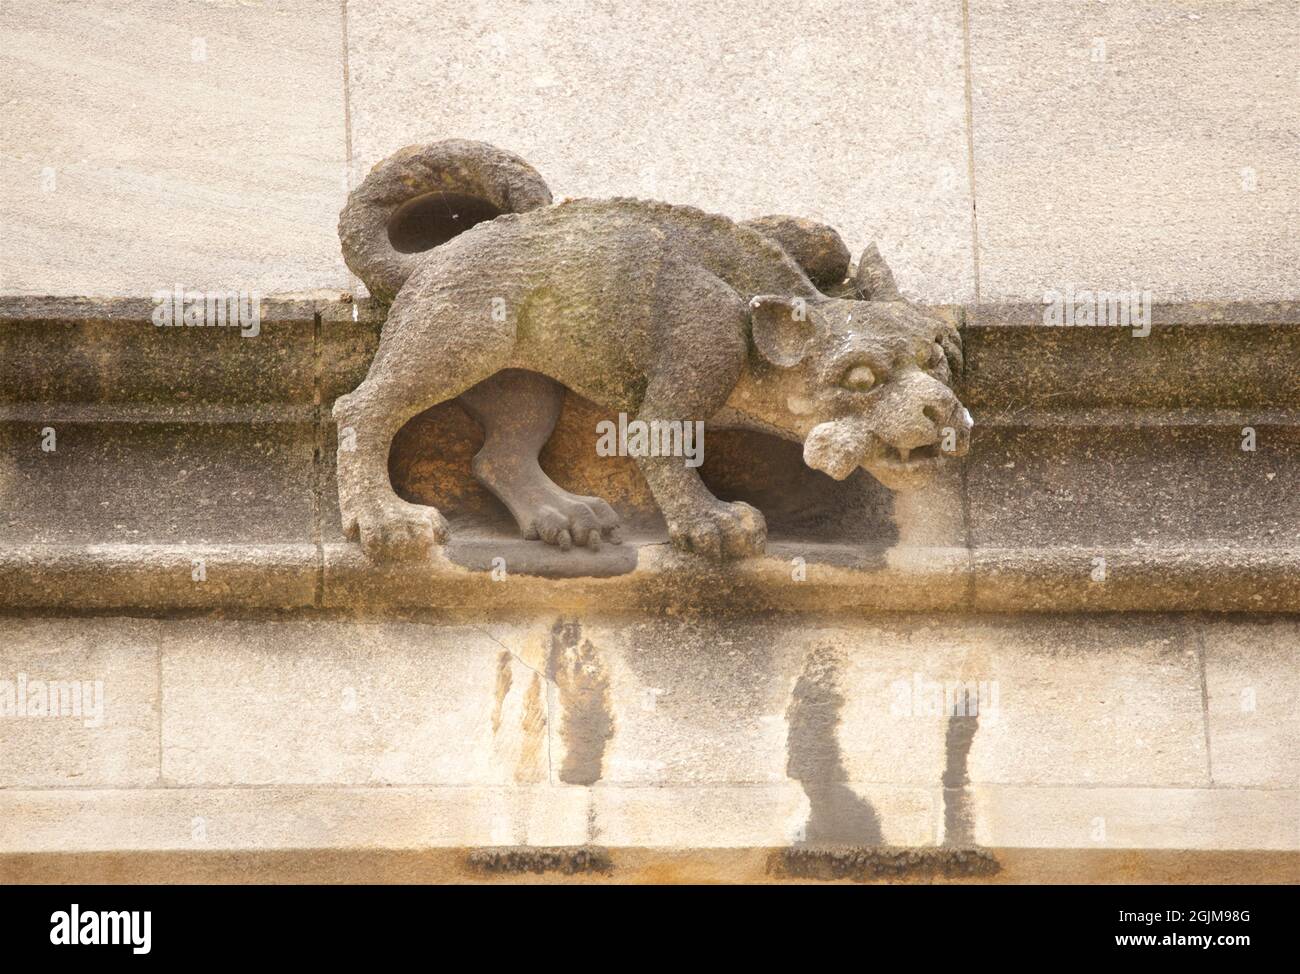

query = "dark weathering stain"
[786,645,882,845]
[942,701,979,847]
[548,619,614,786]
[466,846,612,876]
[769,846,999,882]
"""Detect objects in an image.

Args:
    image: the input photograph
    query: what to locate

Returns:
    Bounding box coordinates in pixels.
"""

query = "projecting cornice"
[1,296,1297,614]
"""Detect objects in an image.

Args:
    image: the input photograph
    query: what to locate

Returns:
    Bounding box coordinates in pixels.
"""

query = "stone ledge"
[0,785,1294,853]
[1,542,1296,613]
[0,294,334,324]
[0,544,318,611]
[975,407,1300,429]
[3,848,1297,884]
[3,296,1296,613]
[0,403,316,424]
[965,301,1300,328]
[6,296,1298,415]
[961,301,1300,416]
[969,546,1300,613]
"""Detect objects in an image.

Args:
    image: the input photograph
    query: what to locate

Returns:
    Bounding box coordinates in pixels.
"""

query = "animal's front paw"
[348,499,449,561]
[667,501,766,561]
[522,494,622,551]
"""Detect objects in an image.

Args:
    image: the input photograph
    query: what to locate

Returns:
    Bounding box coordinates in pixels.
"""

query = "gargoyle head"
[746,247,972,491]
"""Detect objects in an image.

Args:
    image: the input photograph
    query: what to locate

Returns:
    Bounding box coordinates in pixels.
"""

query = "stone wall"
[4,1,1296,303]
[2,292,1296,882]
[1,0,1297,882]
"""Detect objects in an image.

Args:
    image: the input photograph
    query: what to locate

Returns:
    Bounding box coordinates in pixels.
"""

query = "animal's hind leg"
[333,313,511,561]
[459,370,621,550]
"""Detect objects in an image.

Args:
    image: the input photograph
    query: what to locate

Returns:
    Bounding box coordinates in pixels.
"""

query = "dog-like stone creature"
[335,140,971,561]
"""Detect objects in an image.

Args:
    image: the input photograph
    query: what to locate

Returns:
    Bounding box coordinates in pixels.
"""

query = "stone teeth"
[899,447,910,462]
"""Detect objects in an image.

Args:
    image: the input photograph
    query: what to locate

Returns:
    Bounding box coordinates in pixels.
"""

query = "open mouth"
[874,441,943,470]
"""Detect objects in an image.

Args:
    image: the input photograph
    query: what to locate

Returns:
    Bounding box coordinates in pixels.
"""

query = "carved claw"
[522,495,622,551]
[348,499,449,561]
[668,501,766,561]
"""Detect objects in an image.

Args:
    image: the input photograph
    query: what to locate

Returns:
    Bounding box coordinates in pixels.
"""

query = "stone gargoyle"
[334,140,972,561]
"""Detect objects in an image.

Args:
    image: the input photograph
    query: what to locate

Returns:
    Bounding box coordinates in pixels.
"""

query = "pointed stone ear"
[854,242,902,301]
[749,295,815,367]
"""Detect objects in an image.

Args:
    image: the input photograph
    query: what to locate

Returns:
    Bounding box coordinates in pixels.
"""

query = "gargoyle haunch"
[334,140,972,562]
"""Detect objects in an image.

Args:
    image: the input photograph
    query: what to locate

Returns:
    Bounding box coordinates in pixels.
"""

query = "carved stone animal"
[335,140,972,561]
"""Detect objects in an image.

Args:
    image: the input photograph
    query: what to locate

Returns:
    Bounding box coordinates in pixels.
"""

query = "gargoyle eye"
[841,365,876,392]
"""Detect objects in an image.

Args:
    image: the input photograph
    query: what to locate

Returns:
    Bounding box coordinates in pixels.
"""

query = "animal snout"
[884,372,968,452]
